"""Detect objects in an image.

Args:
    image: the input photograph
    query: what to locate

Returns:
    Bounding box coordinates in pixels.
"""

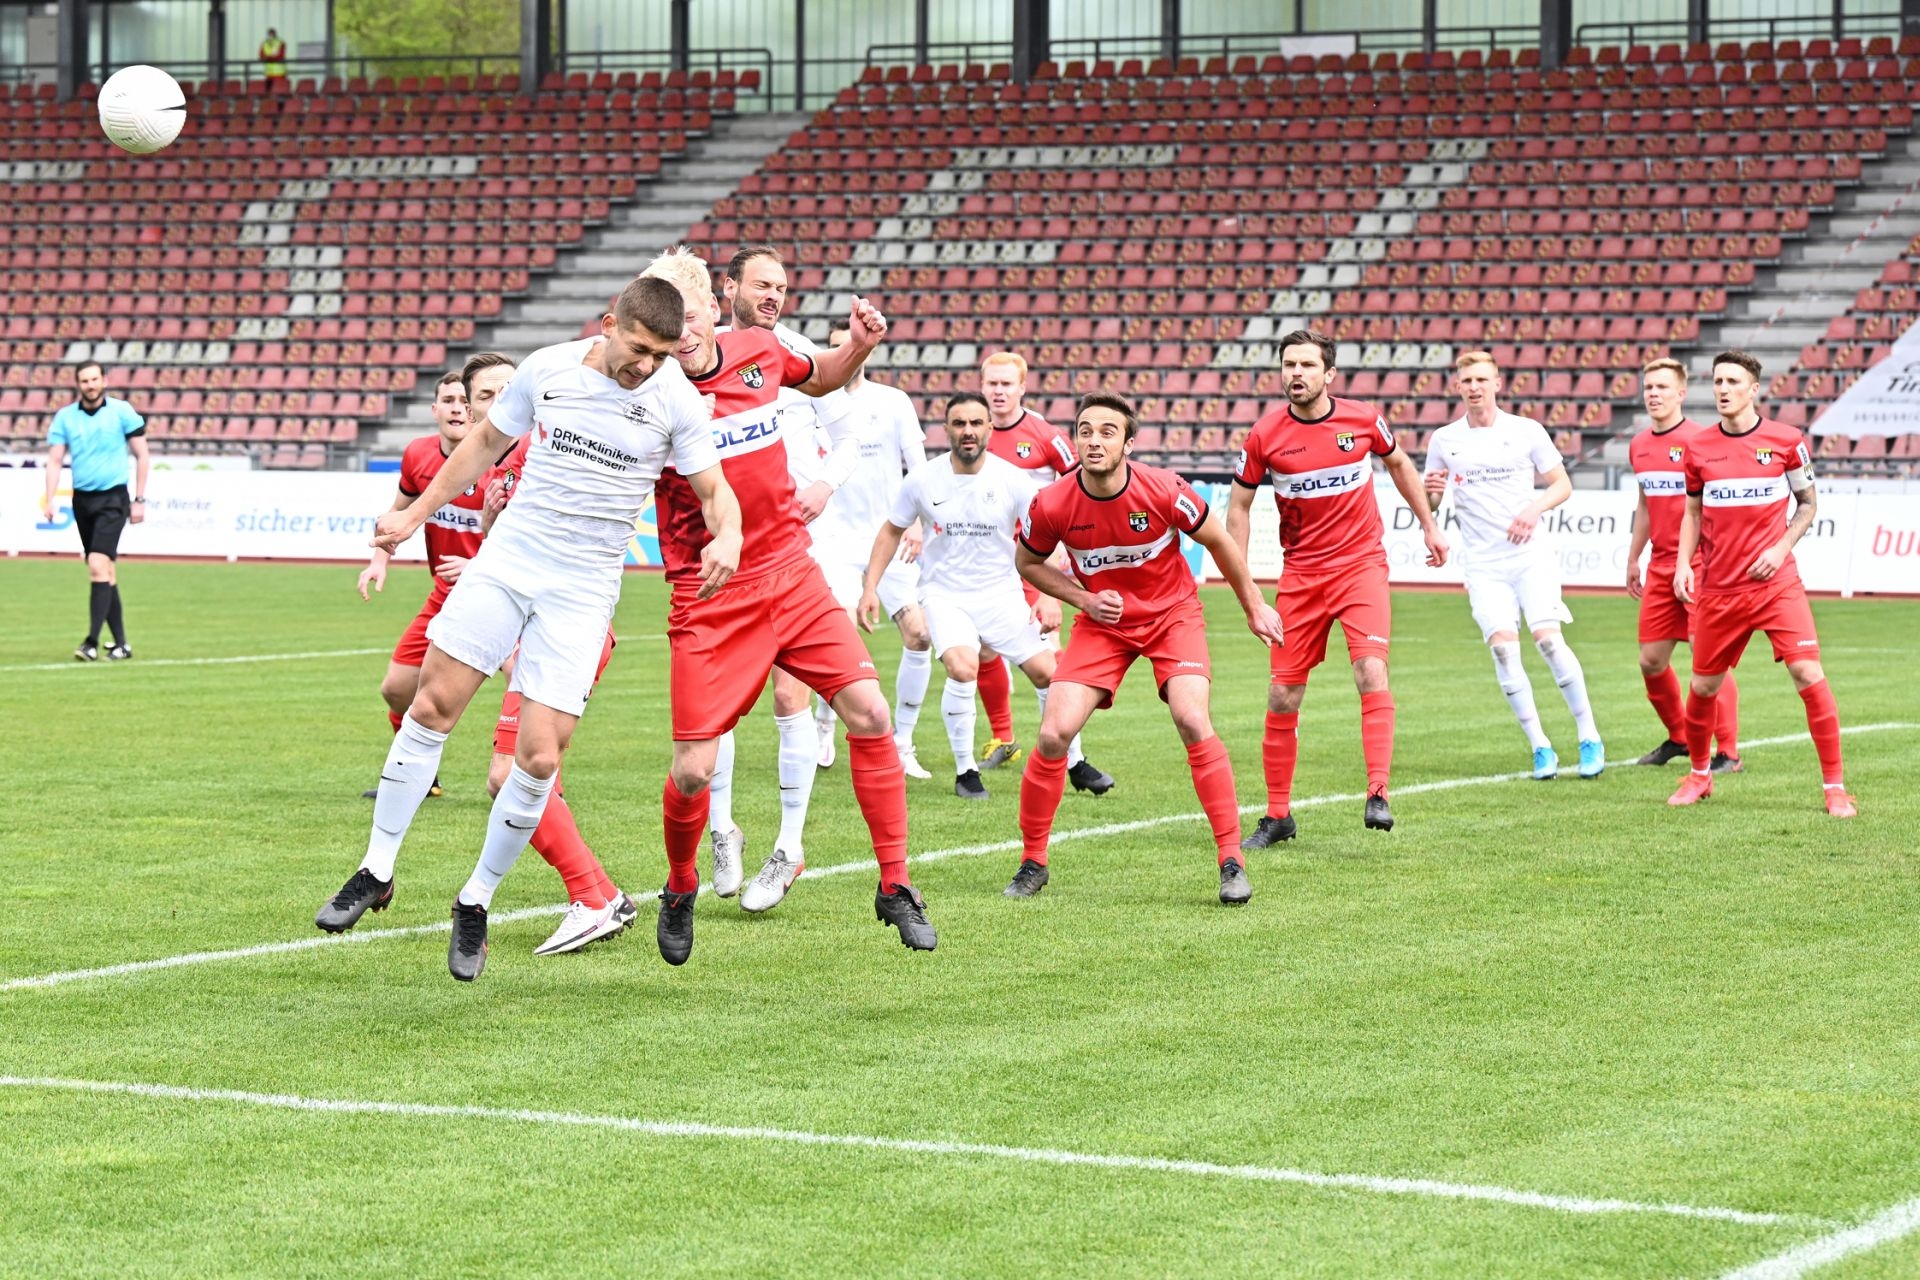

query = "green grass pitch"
[4,558,1919,1278]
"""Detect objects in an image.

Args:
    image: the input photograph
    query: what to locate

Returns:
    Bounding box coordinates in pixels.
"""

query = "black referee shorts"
[72,485,130,559]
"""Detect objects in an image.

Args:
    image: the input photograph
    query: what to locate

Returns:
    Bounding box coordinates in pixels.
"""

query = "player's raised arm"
[794,297,886,396]
[372,419,514,553]
[1382,446,1448,567]
[683,463,743,600]
[1188,510,1285,647]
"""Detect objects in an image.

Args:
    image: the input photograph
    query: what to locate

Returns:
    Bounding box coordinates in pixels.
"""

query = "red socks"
[1262,711,1298,817]
[978,656,1015,742]
[1187,736,1242,864]
[661,777,708,894]
[1018,750,1069,864]
[1715,672,1740,757]
[847,732,911,890]
[1683,685,1719,773]
[1359,691,1394,798]
[387,709,404,734]
[529,785,615,909]
[1643,667,1686,741]
[1797,678,1845,785]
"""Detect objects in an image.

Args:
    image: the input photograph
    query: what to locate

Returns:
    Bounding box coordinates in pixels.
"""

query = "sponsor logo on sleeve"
[740,363,764,390]
[1172,493,1201,525]
[1128,510,1151,532]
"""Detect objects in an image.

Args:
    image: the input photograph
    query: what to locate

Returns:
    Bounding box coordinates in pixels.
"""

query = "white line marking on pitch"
[1718,1195,1920,1278]
[0,636,671,675]
[2,722,1912,995]
[0,1075,1816,1228]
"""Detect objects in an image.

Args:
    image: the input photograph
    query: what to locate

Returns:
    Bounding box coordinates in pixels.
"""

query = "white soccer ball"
[97,65,187,155]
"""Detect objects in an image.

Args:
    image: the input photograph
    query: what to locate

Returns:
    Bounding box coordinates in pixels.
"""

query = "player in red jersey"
[1626,357,1740,771]
[353,370,479,797]
[1010,392,1284,903]
[977,351,1115,793]
[1226,330,1448,845]
[1669,350,1855,817]
[642,247,937,957]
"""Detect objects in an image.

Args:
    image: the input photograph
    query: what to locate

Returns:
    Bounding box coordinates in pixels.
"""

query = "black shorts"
[72,486,130,559]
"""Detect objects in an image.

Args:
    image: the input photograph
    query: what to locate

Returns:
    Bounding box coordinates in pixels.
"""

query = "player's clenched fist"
[371,508,421,554]
[1423,468,1449,501]
[846,296,888,348]
[1082,588,1125,626]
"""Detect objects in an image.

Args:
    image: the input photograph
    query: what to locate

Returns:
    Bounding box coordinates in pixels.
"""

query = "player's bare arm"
[41,442,66,519]
[1752,474,1818,583]
[358,488,412,599]
[1384,447,1447,567]
[1674,494,1704,603]
[857,520,910,632]
[793,298,887,396]
[372,419,513,553]
[1224,479,1257,563]
[1016,542,1118,623]
[1508,464,1572,544]
[1189,511,1285,648]
[1626,490,1652,598]
[127,434,151,524]
[685,463,743,600]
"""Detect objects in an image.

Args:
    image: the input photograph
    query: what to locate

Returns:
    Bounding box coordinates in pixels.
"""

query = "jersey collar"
[1075,463,1132,502]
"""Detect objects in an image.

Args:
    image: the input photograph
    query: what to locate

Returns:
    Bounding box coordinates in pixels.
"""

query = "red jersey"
[654,328,817,587]
[1233,396,1394,576]
[398,433,486,573]
[988,409,1076,474]
[1020,462,1209,639]
[1628,418,1705,570]
[1683,417,1814,596]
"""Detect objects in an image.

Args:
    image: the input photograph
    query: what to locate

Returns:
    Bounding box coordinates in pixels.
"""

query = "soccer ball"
[97,65,187,155]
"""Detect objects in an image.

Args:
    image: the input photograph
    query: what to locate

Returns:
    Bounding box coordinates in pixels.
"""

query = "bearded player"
[1227,330,1448,846]
[1669,350,1855,817]
[644,248,937,958]
[1626,357,1741,771]
[1011,392,1284,903]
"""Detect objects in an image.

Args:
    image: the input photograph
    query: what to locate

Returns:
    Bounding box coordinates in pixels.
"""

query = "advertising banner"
[1809,322,1920,438]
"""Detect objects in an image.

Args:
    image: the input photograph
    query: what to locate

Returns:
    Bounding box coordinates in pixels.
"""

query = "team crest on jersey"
[1668,444,1684,463]
[1755,446,1773,465]
[621,398,653,425]
[740,363,764,390]
[1335,431,1356,452]
[1015,441,1033,459]
[1128,510,1150,532]
[462,483,477,497]
[503,470,518,492]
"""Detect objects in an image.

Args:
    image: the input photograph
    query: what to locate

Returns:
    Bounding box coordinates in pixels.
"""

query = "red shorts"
[668,558,878,741]
[1690,581,1820,677]
[1053,601,1210,709]
[391,579,452,668]
[493,628,617,753]
[1637,561,1694,645]
[1270,560,1391,685]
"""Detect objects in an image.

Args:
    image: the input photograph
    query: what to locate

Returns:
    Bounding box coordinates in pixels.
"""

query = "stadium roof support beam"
[1906,0,1920,42]
[55,0,86,100]
[1160,0,1180,64]
[521,0,553,93]
[209,0,226,86]
[1012,0,1050,83]
[1539,0,1571,69]
[916,0,931,65]
[670,0,690,72]
[1688,0,1708,48]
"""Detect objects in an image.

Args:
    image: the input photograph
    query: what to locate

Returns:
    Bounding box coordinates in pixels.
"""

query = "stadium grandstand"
[3,0,1919,483]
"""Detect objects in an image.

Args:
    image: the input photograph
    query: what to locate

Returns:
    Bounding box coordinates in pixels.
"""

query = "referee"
[42,362,149,661]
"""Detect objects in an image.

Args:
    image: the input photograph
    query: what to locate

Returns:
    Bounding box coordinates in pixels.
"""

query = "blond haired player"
[1424,351,1603,780]
[1626,357,1740,771]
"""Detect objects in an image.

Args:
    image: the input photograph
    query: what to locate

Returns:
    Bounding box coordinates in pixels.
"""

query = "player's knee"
[668,758,713,795]
[1352,657,1389,693]
[1171,707,1215,745]
[86,559,113,583]
[772,685,809,717]
[1266,683,1303,714]
[898,614,930,650]
[941,652,978,683]
[1035,724,1074,758]
[486,757,511,798]
[1787,659,1825,690]
[1531,629,1563,655]
[379,672,414,710]
[1638,650,1669,676]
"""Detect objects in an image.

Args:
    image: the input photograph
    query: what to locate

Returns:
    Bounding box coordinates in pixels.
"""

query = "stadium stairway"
[375,112,808,446]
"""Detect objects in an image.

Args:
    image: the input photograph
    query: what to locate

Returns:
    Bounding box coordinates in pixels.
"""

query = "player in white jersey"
[316,277,743,981]
[861,392,1088,799]
[1423,350,1603,780]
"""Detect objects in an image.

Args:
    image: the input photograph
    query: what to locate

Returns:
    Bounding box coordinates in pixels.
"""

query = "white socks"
[457,762,553,909]
[1034,686,1084,767]
[774,710,815,855]
[1491,642,1551,750]
[943,678,979,774]
[894,646,931,751]
[1536,633,1600,741]
[361,713,449,882]
[708,730,736,836]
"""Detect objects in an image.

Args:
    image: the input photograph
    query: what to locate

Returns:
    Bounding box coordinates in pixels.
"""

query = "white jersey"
[811,378,926,558]
[890,452,1040,597]
[486,337,718,565]
[1423,411,1564,569]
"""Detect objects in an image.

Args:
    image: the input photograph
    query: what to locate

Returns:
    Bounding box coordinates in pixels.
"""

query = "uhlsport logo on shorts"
[1336,431,1356,452]
[1128,510,1150,532]
[1668,444,1684,463]
[740,363,764,390]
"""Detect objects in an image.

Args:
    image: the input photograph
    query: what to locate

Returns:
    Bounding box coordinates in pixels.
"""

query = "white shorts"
[426,545,619,718]
[1464,556,1573,640]
[813,548,921,618]
[923,585,1048,668]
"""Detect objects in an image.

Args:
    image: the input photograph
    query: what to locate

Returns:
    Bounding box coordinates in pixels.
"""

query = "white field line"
[2,722,1912,996]
[1718,1195,1920,1278]
[0,636,671,675]
[0,1075,1815,1228]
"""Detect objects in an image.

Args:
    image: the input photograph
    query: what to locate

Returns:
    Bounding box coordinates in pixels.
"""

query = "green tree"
[335,0,520,77]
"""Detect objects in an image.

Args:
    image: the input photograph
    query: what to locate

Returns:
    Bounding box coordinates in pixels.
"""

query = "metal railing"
[1575,10,1909,50]
[0,52,522,90]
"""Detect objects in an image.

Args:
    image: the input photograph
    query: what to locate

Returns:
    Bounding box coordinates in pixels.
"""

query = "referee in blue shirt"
[43,362,149,661]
